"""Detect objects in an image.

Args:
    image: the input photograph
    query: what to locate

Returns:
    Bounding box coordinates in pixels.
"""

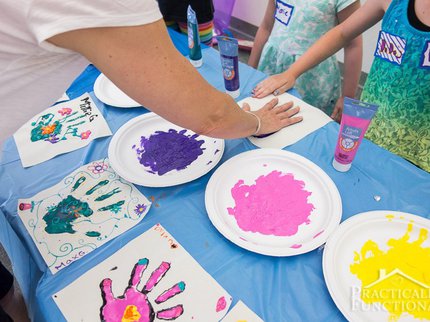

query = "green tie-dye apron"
[361,0,430,171]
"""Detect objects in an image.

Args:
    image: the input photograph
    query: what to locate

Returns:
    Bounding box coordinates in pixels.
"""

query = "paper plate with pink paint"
[108,113,225,187]
[94,73,141,108]
[205,148,342,256]
[322,211,430,322]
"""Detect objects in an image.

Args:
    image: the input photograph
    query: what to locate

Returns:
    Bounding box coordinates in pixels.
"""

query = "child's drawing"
[17,158,151,273]
[14,93,111,167]
[53,224,232,321]
[100,259,185,321]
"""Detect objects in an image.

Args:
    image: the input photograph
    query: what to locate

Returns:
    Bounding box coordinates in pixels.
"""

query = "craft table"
[0,29,429,322]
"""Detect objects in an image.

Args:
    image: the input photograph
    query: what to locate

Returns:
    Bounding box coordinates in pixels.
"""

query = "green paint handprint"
[100,258,185,322]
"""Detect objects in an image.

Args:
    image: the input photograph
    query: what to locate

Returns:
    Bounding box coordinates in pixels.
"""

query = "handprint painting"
[53,224,232,321]
[14,93,112,167]
[100,259,185,321]
[17,158,151,273]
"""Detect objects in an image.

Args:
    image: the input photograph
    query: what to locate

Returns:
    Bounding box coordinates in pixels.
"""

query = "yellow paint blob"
[350,222,430,321]
[121,305,141,322]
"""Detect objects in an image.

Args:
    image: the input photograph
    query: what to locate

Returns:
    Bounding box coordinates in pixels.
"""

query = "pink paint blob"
[227,170,315,236]
[216,296,227,312]
[313,230,324,239]
[290,244,302,249]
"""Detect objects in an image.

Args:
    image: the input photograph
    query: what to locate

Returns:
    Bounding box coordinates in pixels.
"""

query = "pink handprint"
[100,258,185,322]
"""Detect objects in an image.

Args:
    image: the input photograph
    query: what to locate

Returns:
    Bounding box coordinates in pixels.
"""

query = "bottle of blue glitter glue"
[217,36,240,98]
[187,5,202,68]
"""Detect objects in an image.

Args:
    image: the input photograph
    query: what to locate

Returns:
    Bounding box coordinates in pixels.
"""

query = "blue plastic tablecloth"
[1,29,429,322]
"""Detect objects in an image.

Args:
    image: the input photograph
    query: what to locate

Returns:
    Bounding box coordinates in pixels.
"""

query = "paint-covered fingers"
[100,278,116,303]
[128,258,149,290]
[143,261,171,293]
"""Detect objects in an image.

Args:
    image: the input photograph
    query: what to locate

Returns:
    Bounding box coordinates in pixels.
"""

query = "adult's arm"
[248,1,276,68]
[48,19,302,138]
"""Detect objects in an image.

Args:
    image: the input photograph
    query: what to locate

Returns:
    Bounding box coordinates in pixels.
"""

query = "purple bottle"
[217,36,240,98]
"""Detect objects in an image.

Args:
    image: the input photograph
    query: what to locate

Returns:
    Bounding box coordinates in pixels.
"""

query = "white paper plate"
[108,113,225,187]
[205,149,342,256]
[323,211,430,322]
[93,73,141,108]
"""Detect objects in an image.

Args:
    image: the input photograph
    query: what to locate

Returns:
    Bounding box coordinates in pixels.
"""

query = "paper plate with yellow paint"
[323,211,430,322]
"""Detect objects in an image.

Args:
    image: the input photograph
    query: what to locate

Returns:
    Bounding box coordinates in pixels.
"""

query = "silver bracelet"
[245,111,261,136]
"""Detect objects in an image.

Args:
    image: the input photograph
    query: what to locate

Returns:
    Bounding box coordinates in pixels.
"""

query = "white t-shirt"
[0,0,162,145]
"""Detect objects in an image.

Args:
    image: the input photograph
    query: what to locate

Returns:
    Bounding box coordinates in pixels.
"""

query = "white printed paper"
[239,93,332,149]
[14,93,112,167]
[17,159,151,273]
[53,224,232,321]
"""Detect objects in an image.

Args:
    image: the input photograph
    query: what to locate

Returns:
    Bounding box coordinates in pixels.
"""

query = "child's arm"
[253,0,388,98]
[331,1,363,122]
[248,1,276,68]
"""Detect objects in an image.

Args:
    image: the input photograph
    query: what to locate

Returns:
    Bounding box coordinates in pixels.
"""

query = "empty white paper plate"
[205,149,342,256]
[323,211,430,322]
[108,113,225,187]
[93,73,141,108]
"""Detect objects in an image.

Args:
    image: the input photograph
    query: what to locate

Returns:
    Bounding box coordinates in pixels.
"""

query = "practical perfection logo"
[351,268,430,316]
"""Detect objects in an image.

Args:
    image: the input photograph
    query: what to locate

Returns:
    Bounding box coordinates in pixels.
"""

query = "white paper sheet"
[53,224,232,321]
[17,159,151,273]
[221,301,264,322]
[238,93,332,149]
[14,93,112,167]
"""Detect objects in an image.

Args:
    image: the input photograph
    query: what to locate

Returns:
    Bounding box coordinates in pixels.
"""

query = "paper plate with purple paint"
[108,113,225,187]
[93,73,141,108]
[205,149,342,256]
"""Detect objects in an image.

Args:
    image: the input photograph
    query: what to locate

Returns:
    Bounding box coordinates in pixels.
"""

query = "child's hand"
[331,97,344,123]
[252,72,296,98]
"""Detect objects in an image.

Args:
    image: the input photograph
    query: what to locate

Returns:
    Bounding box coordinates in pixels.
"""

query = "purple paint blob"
[134,129,205,175]
[227,170,315,236]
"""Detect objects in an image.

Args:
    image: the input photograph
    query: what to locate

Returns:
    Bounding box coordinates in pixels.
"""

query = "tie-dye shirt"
[258,0,356,115]
[361,0,430,172]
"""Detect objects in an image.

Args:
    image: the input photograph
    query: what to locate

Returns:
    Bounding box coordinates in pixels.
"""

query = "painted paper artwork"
[14,93,112,167]
[53,224,232,321]
[350,217,430,321]
[17,159,151,273]
[221,301,264,322]
[227,170,315,237]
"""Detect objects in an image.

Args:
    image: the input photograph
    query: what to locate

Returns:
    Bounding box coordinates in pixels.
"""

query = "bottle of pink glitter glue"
[333,97,379,172]
[217,36,240,98]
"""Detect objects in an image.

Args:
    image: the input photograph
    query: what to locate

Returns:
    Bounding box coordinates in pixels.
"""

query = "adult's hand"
[242,98,302,135]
